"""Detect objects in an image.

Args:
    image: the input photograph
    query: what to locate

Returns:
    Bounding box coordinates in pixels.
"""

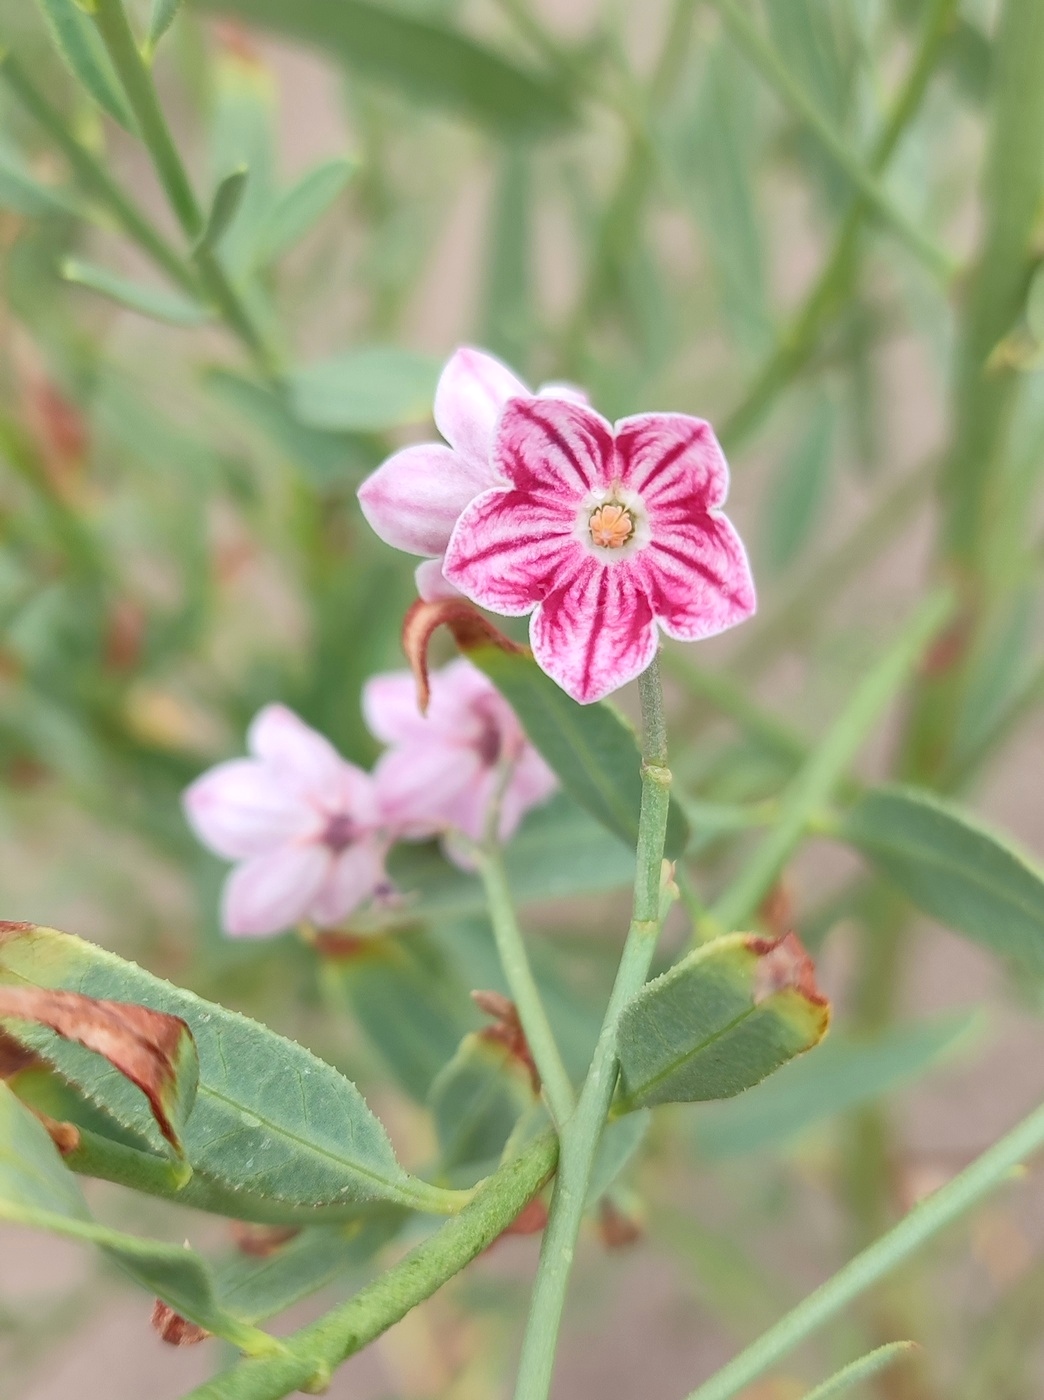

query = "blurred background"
[2,0,1044,1396]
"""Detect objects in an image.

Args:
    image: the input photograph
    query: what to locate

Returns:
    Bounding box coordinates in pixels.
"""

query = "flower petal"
[434,347,530,468]
[248,705,377,820]
[638,510,756,641]
[495,397,613,500]
[614,413,729,512]
[536,380,589,405]
[358,442,491,558]
[415,557,460,601]
[183,760,314,859]
[362,671,429,746]
[308,840,387,927]
[530,559,658,704]
[498,749,558,841]
[444,488,584,616]
[221,844,330,938]
[374,743,483,837]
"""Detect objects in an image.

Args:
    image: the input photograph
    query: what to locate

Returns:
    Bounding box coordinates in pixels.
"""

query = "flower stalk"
[512,652,673,1400]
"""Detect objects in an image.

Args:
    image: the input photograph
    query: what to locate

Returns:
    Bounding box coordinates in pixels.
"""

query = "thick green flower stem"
[685,1099,1044,1400]
[512,654,672,1400]
[91,0,281,375]
[182,1133,559,1400]
[476,847,576,1127]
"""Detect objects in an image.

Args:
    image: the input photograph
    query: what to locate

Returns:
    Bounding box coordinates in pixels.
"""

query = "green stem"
[512,655,673,1400]
[179,1133,559,1400]
[475,845,576,1127]
[708,0,955,284]
[803,1342,916,1400]
[0,53,195,295]
[684,1100,1044,1400]
[719,0,960,451]
[709,590,952,933]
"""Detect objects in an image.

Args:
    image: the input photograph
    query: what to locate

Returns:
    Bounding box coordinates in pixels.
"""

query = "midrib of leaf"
[624,1002,756,1102]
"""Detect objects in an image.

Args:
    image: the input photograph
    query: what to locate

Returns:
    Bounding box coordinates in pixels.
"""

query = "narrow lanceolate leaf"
[0,1083,281,1354]
[253,157,355,266]
[195,166,249,253]
[616,932,830,1110]
[35,0,138,132]
[192,0,575,137]
[763,395,836,574]
[0,149,83,218]
[146,0,183,56]
[0,982,198,1155]
[803,1342,917,1400]
[289,347,441,432]
[0,924,458,1219]
[839,786,1044,973]
[62,259,211,326]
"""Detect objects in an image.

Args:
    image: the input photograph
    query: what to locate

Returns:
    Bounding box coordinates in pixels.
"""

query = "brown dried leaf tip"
[747,932,829,1010]
[598,1197,643,1250]
[151,1300,210,1347]
[402,598,524,714]
[229,1222,300,1258]
[471,989,540,1094]
[0,983,198,1154]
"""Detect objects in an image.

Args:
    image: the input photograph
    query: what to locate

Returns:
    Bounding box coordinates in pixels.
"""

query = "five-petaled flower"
[183,706,389,938]
[441,397,756,704]
[363,659,557,862]
[357,347,585,602]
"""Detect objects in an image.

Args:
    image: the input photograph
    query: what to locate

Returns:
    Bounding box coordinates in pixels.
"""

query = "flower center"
[322,813,357,852]
[588,501,635,550]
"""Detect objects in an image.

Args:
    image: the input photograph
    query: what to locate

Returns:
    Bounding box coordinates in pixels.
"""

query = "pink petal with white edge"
[183,759,315,860]
[614,413,730,512]
[434,347,529,469]
[358,442,490,558]
[531,559,659,705]
[444,488,584,615]
[638,510,756,641]
[308,840,387,927]
[536,381,589,405]
[249,705,378,821]
[494,397,612,501]
[221,843,330,938]
[415,557,460,602]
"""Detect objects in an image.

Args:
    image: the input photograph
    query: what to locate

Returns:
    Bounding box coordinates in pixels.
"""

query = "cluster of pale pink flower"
[185,347,756,939]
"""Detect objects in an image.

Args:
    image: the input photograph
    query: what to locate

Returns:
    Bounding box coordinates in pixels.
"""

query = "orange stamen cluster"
[589,501,635,549]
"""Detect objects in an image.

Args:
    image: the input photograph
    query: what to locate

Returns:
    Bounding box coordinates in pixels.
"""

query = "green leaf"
[288,346,441,432]
[35,0,138,132]
[616,932,830,1110]
[192,0,575,137]
[61,258,211,325]
[803,1342,916,1400]
[586,1110,649,1208]
[839,786,1044,973]
[0,148,83,218]
[195,165,249,253]
[322,930,474,1102]
[146,0,183,55]
[207,51,278,272]
[254,157,355,266]
[387,794,636,924]
[429,1032,537,1178]
[763,396,835,574]
[204,368,377,485]
[0,924,461,1218]
[467,644,691,859]
[693,1011,978,1159]
[0,1083,280,1353]
[1027,262,1044,344]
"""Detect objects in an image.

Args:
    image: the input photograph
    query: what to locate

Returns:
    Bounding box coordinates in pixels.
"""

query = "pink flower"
[442,398,756,704]
[357,347,585,602]
[183,705,389,938]
[363,659,557,857]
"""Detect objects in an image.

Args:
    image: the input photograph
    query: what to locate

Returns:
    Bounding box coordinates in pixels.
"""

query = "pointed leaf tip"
[402,597,523,712]
[0,985,198,1155]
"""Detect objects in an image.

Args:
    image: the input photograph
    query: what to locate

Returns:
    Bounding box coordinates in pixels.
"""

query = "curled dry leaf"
[749,931,827,1007]
[472,988,540,1093]
[0,1026,38,1079]
[598,1197,643,1250]
[229,1222,301,1257]
[0,982,198,1154]
[151,1300,211,1347]
[402,597,523,713]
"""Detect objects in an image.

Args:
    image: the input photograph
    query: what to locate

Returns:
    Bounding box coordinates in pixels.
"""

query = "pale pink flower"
[442,398,756,704]
[357,347,585,602]
[362,658,557,857]
[183,705,389,938]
